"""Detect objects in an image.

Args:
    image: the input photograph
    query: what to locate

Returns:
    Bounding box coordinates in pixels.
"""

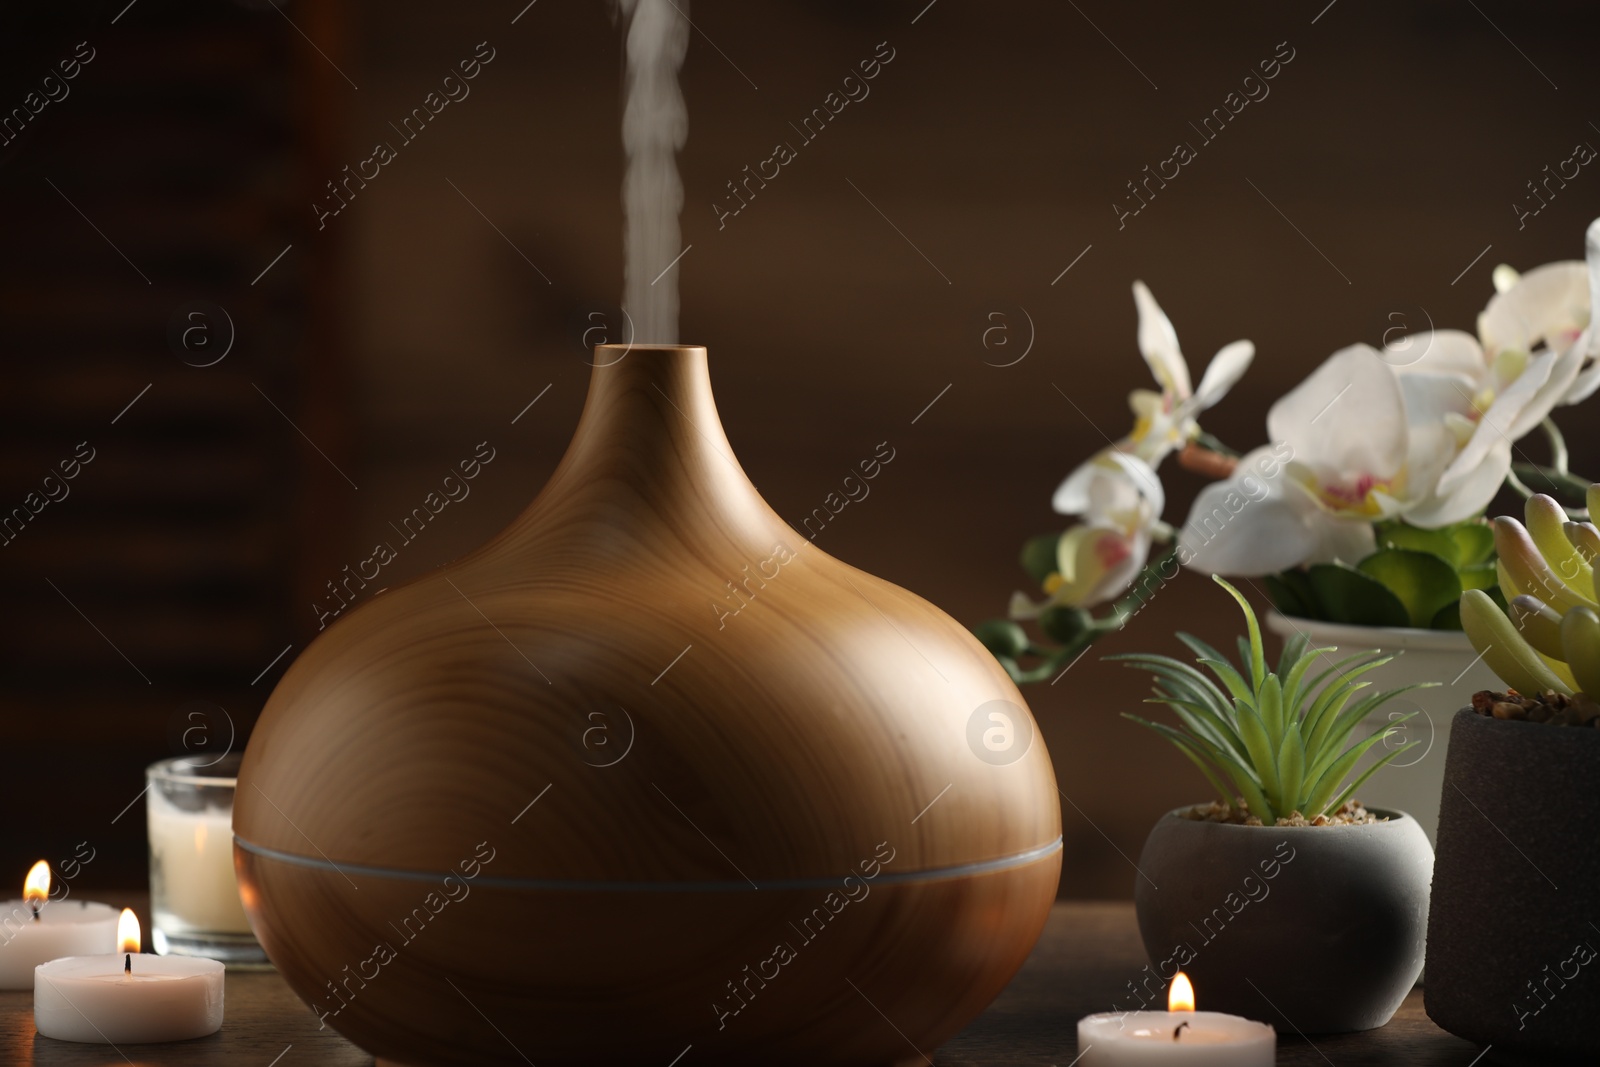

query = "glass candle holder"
[147,754,267,965]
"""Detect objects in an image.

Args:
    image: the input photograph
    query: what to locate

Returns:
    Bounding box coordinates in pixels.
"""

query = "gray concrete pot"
[1426,709,1600,1064]
[1134,807,1432,1033]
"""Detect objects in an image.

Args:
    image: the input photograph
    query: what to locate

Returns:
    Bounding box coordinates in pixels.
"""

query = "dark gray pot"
[1426,709,1600,1063]
[1133,807,1432,1033]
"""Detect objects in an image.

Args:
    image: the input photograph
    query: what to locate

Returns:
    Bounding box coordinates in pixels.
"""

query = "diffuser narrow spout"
[580,344,727,462]
[529,344,773,537]
[587,344,718,432]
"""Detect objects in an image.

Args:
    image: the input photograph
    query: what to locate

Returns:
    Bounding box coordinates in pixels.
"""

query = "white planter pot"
[1264,614,1501,845]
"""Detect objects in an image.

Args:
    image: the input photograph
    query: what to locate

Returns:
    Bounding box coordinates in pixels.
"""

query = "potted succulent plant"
[1427,489,1600,1062]
[1115,576,1435,1033]
[1160,225,1600,843]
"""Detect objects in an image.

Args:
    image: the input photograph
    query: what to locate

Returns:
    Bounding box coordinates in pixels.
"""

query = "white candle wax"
[35,954,224,1043]
[0,900,118,990]
[1078,1010,1275,1066]
[148,790,251,936]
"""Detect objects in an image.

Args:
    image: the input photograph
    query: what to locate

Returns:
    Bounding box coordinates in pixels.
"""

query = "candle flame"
[1169,971,1196,1012]
[117,909,141,954]
[23,861,49,906]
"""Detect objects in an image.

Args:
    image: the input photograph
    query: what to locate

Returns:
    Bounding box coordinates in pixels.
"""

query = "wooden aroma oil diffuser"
[234,345,1062,1066]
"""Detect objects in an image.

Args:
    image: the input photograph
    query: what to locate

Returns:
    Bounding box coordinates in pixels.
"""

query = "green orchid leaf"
[1449,521,1496,567]
[1264,573,1314,619]
[1357,549,1463,629]
[1265,569,1320,620]
[1308,563,1410,628]
[1458,561,1498,591]
[1375,522,1462,568]
[1430,600,1463,630]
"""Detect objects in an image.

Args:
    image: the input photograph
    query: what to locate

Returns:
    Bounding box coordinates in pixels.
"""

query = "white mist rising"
[618,0,690,344]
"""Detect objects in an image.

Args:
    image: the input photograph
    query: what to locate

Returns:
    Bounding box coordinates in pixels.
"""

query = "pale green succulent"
[1460,486,1600,698]
[1114,576,1430,824]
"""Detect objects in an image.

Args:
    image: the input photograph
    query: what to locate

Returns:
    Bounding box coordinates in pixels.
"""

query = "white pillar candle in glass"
[1076,972,1275,1066]
[35,910,223,1044]
[147,754,263,963]
[0,862,118,989]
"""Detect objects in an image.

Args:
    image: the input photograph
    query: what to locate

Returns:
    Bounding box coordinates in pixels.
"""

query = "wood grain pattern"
[234,345,1062,1065]
[239,847,1060,1066]
[0,901,1480,1066]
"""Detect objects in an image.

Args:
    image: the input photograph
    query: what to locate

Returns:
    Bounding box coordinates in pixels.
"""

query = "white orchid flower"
[1052,281,1253,515]
[1473,216,1600,402]
[1012,453,1164,616]
[1379,220,1600,517]
[1381,328,1551,526]
[1179,346,1465,575]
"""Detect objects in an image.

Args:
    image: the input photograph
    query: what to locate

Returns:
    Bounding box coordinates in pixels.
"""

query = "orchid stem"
[998,542,1184,685]
[1507,468,1537,501]
[1193,431,1240,459]
[1540,417,1569,475]
[1521,418,1590,518]
[1510,462,1591,519]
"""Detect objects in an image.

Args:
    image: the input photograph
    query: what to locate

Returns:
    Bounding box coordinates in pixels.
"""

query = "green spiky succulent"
[1460,486,1600,698]
[1113,575,1432,824]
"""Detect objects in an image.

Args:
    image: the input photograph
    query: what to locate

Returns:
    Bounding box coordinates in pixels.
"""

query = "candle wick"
[124,952,131,975]
[29,904,39,922]
[1173,1020,1190,1042]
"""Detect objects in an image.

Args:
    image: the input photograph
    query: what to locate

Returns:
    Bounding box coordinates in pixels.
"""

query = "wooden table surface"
[1,901,1479,1066]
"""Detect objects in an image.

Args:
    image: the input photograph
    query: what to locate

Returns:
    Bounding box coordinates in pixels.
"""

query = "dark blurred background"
[2,0,1597,898]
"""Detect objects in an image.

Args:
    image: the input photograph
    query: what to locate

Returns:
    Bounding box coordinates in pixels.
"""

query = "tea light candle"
[34,910,223,1044]
[148,785,252,936]
[1076,973,1275,1065]
[0,862,118,989]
